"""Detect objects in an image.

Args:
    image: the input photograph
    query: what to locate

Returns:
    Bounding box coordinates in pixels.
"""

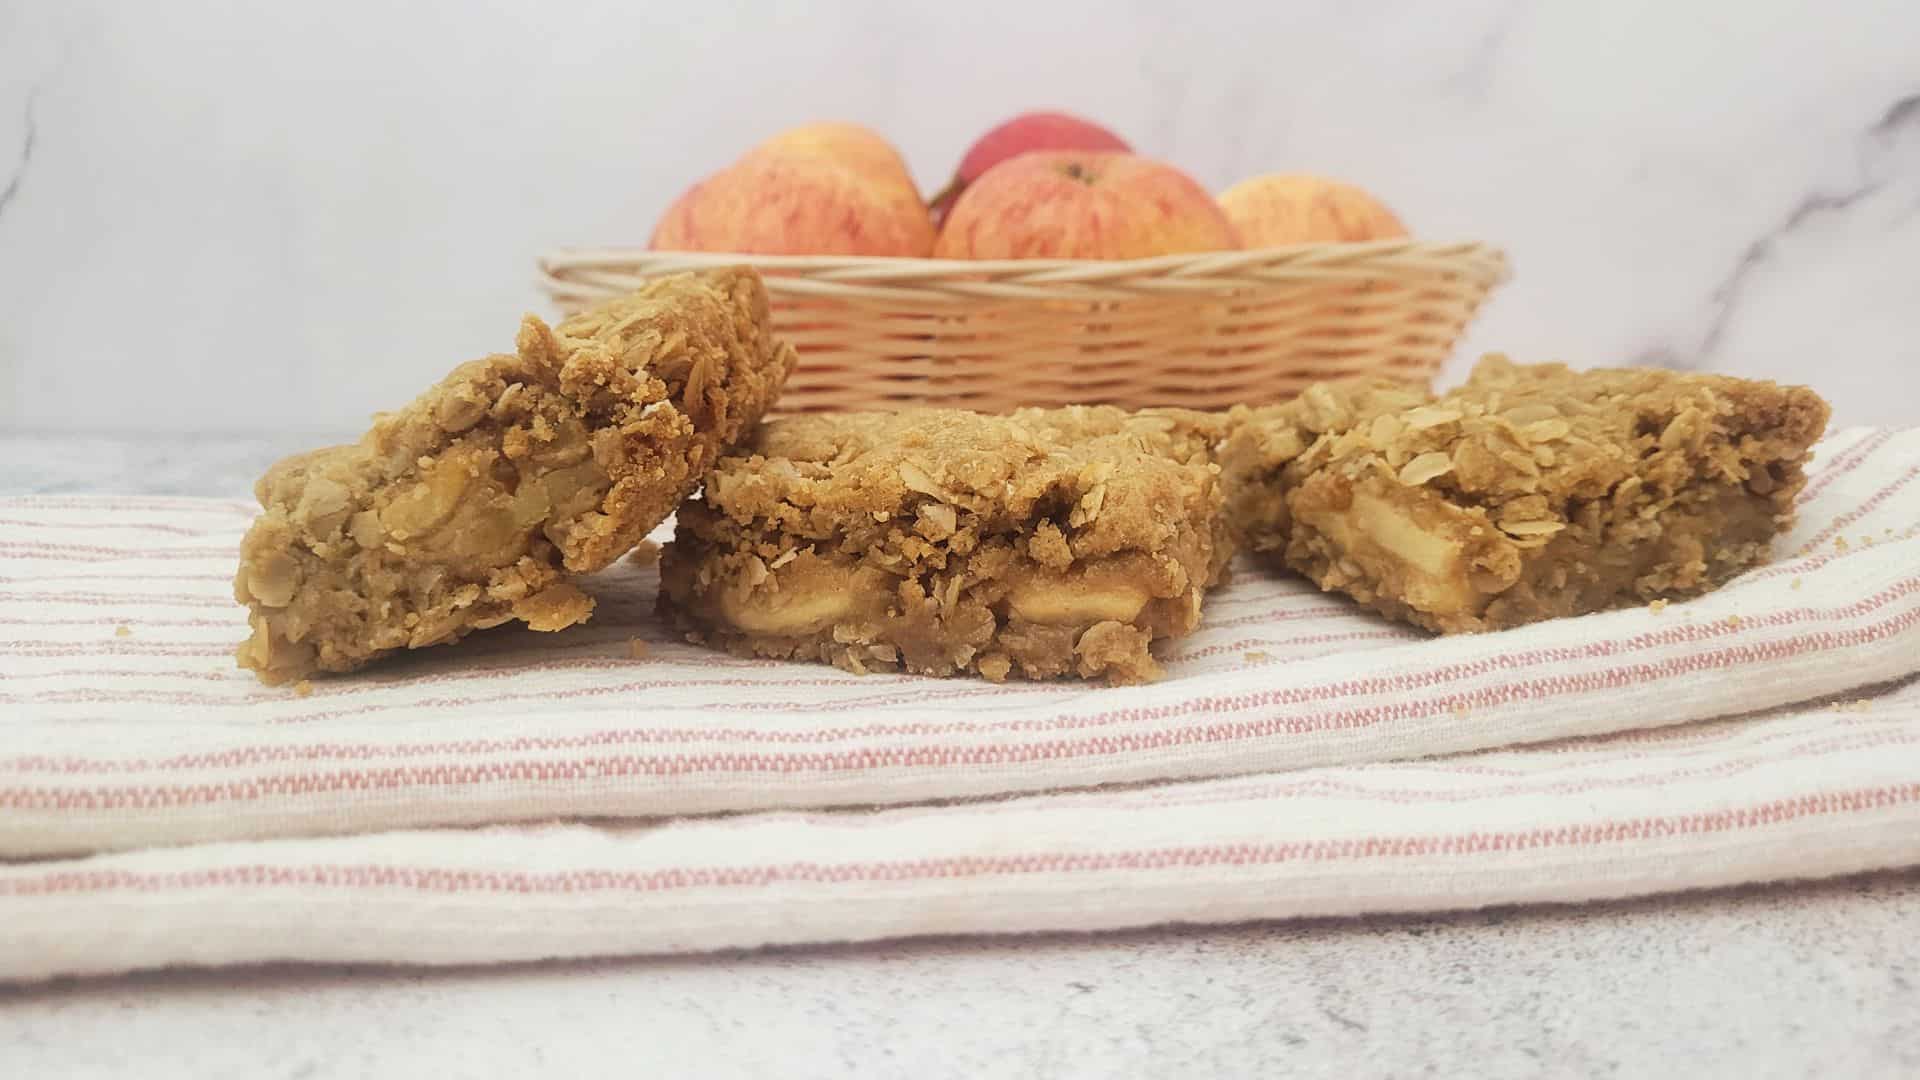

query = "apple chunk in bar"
[1221,356,1831,633]
[659,406,1232,684]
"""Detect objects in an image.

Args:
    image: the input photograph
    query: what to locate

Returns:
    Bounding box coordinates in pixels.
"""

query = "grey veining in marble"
[1638,88,1920,374]
[0,87,34,220]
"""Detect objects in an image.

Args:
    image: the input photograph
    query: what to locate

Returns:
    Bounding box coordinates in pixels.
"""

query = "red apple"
[930,111,1130,222]
[651,148,936,257]
[933,151,1238,260]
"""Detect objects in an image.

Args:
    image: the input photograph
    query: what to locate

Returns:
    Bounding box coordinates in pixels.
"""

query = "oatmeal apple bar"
[1221,356,1830,633]
[234,268,796,684]
[659,406,1232,684]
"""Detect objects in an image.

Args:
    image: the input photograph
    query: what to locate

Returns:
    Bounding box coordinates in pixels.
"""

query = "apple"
[650,146,936,257]
[932,151,1237,260]
[930,111,1130,222]
[747,122,932,246]
[756,122,916,191]
[1218,173,1408,246]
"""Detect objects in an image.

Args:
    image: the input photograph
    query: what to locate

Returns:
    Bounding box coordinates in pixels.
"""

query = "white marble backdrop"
[0,0,1915,435]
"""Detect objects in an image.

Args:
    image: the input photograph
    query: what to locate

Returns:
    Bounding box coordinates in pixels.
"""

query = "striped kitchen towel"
[2,686,1916,982]
[0,428,1916,980]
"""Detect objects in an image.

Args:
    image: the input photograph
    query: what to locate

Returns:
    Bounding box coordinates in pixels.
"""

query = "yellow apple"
[757,122,916,191]
[1218,174,1409,245]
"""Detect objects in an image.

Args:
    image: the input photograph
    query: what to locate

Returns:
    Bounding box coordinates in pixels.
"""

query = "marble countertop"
[7,873,1917,1080]
[4,434,1917,1079]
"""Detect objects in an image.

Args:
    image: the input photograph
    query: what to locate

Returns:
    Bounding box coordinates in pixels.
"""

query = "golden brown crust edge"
[525,266,798,571]
[1220,377,1436,557]
[1221,356,1831,633]
[233,268,795,685]
[658,405,1232,685]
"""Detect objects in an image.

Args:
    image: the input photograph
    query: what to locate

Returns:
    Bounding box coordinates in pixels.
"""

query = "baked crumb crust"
[1222,355,1830,632]
[234,268,796,684]
[660,406,1232,684]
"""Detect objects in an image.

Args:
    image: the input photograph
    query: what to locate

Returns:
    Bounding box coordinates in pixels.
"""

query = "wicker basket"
[537,242,1509,413]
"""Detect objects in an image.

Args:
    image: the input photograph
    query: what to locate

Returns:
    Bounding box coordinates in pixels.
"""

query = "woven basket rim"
[540,239,1508,278]
[535,241,1510,412]
[540,242,1511,307]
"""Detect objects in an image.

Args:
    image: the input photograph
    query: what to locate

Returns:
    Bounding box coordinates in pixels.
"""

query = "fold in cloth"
[3,691,1916,982]
[1,428,1916,980]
